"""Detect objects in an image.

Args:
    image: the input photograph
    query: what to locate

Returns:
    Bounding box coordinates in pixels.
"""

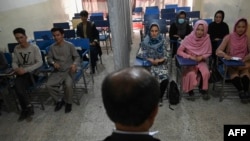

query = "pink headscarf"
[229,18,248,58]
[181,20,212,56]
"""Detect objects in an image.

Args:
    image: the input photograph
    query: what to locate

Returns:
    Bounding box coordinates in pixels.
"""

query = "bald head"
[102,67,160,126]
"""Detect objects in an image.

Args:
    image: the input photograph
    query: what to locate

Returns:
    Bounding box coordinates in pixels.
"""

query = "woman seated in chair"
[177,20,212,99]
[141,23,169,106]
[216,18,250,100]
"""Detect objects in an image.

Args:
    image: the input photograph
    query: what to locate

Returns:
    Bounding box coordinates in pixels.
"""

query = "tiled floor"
[0,30,250,141]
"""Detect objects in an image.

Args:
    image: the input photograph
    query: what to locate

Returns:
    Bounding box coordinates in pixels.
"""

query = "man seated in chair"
[46,27,80,113]
[12,28,43,121]
[101,67,161,141]
[76,10,102,74]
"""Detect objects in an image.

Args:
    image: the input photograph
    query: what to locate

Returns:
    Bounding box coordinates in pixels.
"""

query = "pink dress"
[177,20,212,93]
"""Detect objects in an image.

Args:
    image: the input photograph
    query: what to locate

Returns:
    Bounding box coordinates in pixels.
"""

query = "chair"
[66,38,93,105]
[165,4,178,10]
[53,22,70,29]
[215,58,244,101]
[145,6,159,15]
[160,8,175,15]
[35,39,54,51]
[90,15,104,21]
[94,20,111,54]
[186,11,200,19]
[33,30,53,41]
[132,7,143,22]
[64,29,76,39]
[176,6,191,12]
[7,43,19,53]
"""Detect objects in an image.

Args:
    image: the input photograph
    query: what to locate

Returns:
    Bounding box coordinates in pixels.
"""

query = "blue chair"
[64,29,76,39]
[145,6,159,15]
[53,22,70,29]
[94,20,111,54]
[133,7,143,22]
[7,43,18,53]
[165,4,178,9]
[161,12,176,20]
[35,39,54,52]
[33,30,53,41]
[161,8,175,15]
[90,15,103,21]
[176,6,191,12]
[186,11,200,19]
[66,38,93,105]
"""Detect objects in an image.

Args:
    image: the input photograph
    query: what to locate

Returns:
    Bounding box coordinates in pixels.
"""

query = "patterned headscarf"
[142,23,164,49]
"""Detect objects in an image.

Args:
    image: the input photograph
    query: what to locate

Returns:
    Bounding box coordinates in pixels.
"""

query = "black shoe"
[18,110,28,122]
[65,103,72,113]
[188,90,194,96]
[239,91,246,99]
[54,100,65,112]
[27,105,34,116]
[200,90,210,100]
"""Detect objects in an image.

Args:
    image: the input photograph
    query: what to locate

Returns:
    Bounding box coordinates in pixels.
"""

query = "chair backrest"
[186,11,200,19]
[66,38,90,50]
[36,39,54,51]
[3,53,12,67]
[53,22,70,29]
[165,4,178,9]
[90,15,104,21]
[7,43,19,53]
[94,20,110,28]
[133,7,143,13]
[176,6,191,12]
[161,12,176,20]
[34,30,53,40]
[145,6,159,15]
[64,29,76,39]
[144,14,159,22]
[161,8,175,15]
[74,13,80,17]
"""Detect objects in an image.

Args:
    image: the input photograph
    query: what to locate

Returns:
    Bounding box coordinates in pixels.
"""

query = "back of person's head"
[51,27,64,34]
[80,10,89,17]
[13,28,26,36]
[102,67,160,127]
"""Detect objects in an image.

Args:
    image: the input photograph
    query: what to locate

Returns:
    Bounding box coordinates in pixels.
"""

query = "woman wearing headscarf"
[216,18,250,100]
[208,10,229,66]
[141,23,169,106]
[177,20,212,99]
[169,11,192,58]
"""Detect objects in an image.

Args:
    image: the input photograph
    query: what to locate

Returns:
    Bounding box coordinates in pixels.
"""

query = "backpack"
[168,80,180,108]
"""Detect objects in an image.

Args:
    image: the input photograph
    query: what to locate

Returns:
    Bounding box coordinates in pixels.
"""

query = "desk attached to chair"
[218,58,244,101]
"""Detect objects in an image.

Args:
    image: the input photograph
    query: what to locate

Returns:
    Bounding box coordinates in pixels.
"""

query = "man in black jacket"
[101,67,161,141]
[76,10,102,74]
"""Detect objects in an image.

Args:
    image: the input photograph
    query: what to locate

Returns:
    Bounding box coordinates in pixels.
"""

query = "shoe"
[54,100,65,112]
[26,105,34,116]
[158,98,163,107]
[239,91,246,99]
[65,103,72,113]
[18,110,28,122]
[188,90,194,96]
[244,91,250,99]
[200,90,210,100]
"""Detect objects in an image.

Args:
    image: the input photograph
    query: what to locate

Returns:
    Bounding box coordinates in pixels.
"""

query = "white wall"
[0,0,81,51]
[193,0,250,35]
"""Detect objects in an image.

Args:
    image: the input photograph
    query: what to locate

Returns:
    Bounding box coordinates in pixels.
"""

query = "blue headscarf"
[142,23,164,49]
